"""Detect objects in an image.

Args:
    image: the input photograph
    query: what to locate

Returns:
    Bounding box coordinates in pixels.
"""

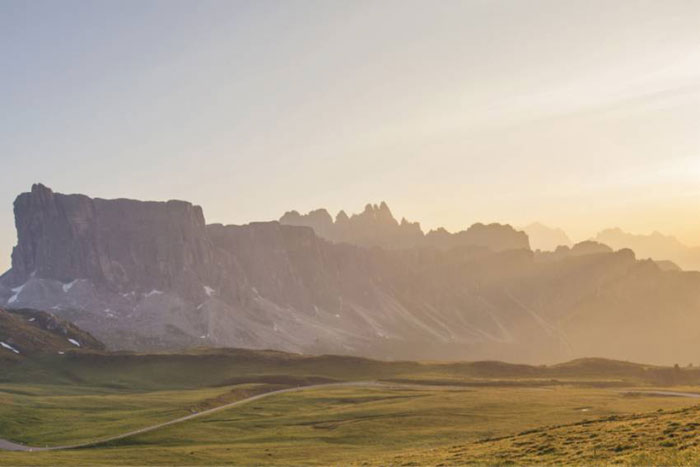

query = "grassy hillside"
[1,383,699,465]
[4,347,700,389]
[0,308,104,361]
[387,393,700,465]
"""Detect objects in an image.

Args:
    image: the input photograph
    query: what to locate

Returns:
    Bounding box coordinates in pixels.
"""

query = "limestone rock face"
[7,184,217,302]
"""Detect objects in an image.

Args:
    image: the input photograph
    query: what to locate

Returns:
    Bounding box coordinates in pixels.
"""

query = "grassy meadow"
[2,350,700,464]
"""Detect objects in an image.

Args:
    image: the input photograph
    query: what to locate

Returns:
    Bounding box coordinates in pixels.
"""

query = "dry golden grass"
[383,397,700,465]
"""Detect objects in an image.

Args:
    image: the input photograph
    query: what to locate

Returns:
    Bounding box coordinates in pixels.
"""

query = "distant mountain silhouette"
[280,203,530,252]
[534,240,614,262]
[654,260,682,272]
[595,228,700,271]
[522,222,572,251]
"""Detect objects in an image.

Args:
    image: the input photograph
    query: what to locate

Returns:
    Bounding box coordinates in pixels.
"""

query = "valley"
[3,348,700,464]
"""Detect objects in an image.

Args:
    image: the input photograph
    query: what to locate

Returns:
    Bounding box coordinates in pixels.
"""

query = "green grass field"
[3,350,700,465]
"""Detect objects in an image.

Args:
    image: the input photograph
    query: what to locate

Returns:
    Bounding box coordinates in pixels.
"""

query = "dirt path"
[621,390,700,398]
[0,381,387,452]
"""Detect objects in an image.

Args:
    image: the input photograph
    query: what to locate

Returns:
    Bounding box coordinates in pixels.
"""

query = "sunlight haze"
[2,0,700,272]
[6,3,700,463]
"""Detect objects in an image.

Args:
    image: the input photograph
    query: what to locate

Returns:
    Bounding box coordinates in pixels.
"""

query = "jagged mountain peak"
[335,210,349,223]
[279,202,529,251]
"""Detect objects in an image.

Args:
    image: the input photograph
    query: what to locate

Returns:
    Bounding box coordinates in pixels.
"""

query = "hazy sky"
[2,0,700,272]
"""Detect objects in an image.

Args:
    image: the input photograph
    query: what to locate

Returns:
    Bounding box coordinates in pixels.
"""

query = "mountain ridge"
[280,203,530,251]
[595,227,700,271]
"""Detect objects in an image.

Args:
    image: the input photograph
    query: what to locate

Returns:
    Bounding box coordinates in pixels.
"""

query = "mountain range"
[595,228,700,271]
[2,184,700,365]
[280,203,530,251]
[521,223,698,272]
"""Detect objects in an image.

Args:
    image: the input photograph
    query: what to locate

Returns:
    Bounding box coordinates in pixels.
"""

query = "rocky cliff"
[6,184,217,302]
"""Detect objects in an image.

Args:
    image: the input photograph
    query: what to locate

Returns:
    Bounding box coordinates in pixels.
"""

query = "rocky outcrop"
[5,184,218,302]
[280,203,530,251]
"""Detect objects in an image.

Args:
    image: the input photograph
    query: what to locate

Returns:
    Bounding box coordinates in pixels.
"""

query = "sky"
[2,0,700,272]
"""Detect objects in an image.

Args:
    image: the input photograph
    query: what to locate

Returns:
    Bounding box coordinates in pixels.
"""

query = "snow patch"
[28,318,36,322]
[203,286,215,297]
[62,279,79,293]
[145,289,164,298]
[58,351,65,355]
[8,283,26,304]
[1,342,20,354]
[67,338,81,347]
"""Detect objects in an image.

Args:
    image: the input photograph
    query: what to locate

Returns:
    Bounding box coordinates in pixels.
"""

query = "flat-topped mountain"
[5,184,217,303]
[280,203,530,251]
[3,185,700,365]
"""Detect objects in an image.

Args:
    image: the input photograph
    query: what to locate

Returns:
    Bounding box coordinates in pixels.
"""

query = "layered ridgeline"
[595,228,700,271]
[2,184,700,364]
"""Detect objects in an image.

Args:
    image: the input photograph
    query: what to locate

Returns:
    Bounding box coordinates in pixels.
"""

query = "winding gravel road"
[0,381,385,452]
